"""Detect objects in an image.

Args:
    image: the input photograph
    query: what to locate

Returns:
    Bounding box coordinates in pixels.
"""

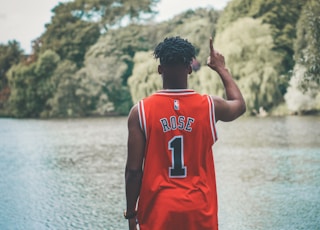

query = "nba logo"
[174,100,179,110]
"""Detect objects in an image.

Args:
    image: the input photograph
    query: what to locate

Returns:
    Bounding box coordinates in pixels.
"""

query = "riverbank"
[1,109,319,119]
[1,101,319,118]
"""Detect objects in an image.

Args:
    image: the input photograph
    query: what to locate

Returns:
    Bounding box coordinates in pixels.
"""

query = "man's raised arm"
[206,37,246,121]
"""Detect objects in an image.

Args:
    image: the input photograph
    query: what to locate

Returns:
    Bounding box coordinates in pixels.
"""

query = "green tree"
[38,0,159,67]
[70,0,159,29]
[149,8,220,64]
[214,17,284,113]
[33,0,161,116]
[7,7,221,117]
[44,60,84,117]
[0,40,23,88]
[7,62,40,117]
[294,0,320,89]
[0,41,23,112]
[217,0,303,74]
[128,51,161,104]
[128,52,225,106]
[38,2,100,67]
[284,0,320,114]
[188,67,225,97]
[7,50,60,117]
[75,26,146,115]
[127,8,221,105]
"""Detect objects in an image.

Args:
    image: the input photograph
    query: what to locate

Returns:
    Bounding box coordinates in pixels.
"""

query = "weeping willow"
[214,17,284,113]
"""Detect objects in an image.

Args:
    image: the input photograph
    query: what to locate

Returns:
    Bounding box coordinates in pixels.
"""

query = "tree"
[74,55,129,115]
[214,17,284,113]
[149,8,220,64]
[70,0,159,29]
[7,50,60,117]
[217,0,303,75]
[38,0,159,67]
[128,51,161,104]
[75,12,224,115]
[0,41,23,87]
[294,0,320,89]
[128,8,221,105]
[188,67,225,97]
[34,0,160,116]
[74,26,146,115]
[284,0,320,114]
[5,6,221,117]
[0,41,23,110]
[39,2,100,67]
[7,62,38,117]
[44,60,84,117]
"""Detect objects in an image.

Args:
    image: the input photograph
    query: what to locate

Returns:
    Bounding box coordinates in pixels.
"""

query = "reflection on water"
[0,116,319,229]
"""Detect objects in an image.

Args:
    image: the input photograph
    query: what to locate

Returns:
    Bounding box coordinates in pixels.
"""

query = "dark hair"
[153,36,196,67]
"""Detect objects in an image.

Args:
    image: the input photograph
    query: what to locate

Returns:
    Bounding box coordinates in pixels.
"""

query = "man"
[124,37,246,230]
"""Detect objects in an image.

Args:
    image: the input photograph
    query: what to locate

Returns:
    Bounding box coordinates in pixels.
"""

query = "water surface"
[0,116,319,229]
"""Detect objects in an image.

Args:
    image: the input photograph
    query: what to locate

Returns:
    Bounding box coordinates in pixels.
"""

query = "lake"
[0,116,319,230]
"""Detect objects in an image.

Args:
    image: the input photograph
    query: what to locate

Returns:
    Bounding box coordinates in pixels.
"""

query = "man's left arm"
[125,105,145,229]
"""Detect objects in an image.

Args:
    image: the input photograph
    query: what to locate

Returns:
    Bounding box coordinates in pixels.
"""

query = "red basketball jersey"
[137,89,218,230]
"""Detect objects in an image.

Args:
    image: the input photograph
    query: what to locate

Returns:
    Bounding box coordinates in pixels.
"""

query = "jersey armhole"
[138,100,147,139]
[207,95,218,144]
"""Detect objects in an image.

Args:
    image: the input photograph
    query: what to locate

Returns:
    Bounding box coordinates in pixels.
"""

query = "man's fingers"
[209,37,214,53]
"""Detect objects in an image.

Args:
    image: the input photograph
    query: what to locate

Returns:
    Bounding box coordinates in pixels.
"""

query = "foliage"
[70,0,159,29]
[294,0,320,89]
[284,0,320,114]
[0,41,23,114]
[128,51,161,103]
[188,67,225,97]
[3,0,319,117]
[7,50,60,117]
[73,26,148,115]
[214,17,283,113]
[0,40,23,89]
[128,52,224,105]
[38,2,100,67]
[128,8,221,104]
[79,8,219,114]
[44,60,83,117]
[150,8,220,64]
[217,0,303,74]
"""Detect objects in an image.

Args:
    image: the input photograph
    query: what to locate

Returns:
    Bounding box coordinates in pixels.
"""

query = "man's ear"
[188,65,192,75]
[158,65,162,74]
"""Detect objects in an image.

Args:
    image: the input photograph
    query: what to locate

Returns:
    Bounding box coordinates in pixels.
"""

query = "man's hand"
[207,37,225,72]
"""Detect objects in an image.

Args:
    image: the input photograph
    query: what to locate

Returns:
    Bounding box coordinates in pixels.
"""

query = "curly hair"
[154,37,196,67]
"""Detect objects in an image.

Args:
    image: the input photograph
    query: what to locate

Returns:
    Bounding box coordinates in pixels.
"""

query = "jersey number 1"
[168,136,187,178]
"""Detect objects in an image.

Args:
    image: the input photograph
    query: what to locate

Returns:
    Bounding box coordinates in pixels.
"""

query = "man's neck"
[162,80,187,89]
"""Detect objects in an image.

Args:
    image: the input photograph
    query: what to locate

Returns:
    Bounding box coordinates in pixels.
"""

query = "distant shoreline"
[0,109,319,119]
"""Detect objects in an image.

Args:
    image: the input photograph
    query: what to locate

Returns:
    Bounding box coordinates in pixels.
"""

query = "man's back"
[137,89,218,230]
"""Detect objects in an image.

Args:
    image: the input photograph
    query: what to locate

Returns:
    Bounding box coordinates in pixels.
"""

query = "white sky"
[0,0,229,53]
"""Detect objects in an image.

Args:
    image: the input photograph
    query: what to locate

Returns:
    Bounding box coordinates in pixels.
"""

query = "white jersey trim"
[207,95,218,143]
[138,100,147,139]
